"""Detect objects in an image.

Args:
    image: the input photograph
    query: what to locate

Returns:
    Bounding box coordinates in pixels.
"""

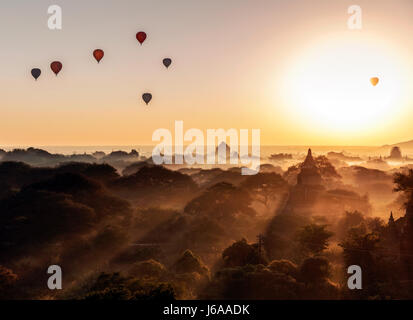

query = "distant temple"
[216,142,239,162]
[281,149,324,216]
[281,148,371,216]
[389,211,395,225]
[388,146,403,160]
[297,149,322,186]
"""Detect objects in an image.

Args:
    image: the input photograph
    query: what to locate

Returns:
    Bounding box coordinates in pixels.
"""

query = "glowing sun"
[284,39,408,133]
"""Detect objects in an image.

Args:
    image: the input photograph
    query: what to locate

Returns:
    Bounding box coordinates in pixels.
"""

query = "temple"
[297,149,322,186]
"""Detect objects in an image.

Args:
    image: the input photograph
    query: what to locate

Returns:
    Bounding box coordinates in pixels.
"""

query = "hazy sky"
[1,0,413,146]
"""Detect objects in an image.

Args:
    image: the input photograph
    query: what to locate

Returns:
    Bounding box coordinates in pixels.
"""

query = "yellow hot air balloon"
[370,77,379,86]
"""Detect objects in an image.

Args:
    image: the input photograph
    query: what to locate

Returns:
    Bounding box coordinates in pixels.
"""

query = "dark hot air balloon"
[163,58,172,69]
[93,49,104,63]
[142,93,152,105]
[136,32,147,45]
[50,61,63,76]
[31,68,41,80]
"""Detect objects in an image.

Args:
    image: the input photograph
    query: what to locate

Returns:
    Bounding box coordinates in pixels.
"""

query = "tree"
[394,169,413,210]
[0,266,18,299]
[297,224,333,256]
[338,228,403,299]
[111,165,198,201]
[129,259,166,279]
[184,182,255,222]
[265,213,311,260]
[77,272,176,301]
[340,231,380,281]
[200,264,301,300]
[267,260,298,278]
[336,210,365,239]
[299,257,330,284]
[222,239,267,267]
[241,173,288,213]
[172,250,209,277]
[314,156,341,179]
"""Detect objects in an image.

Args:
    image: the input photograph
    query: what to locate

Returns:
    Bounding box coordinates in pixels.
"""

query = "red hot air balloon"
[136,32,147,45]
[50,61,62,76]
[93,49,104,63]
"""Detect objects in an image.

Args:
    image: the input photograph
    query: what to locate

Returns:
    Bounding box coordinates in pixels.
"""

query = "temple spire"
[389,211,395,225]
[297,148,322,186]
[302,148,316,169]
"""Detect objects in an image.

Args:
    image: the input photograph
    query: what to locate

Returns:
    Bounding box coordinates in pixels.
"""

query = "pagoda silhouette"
[297,149,323,186]
[281,149,325,216]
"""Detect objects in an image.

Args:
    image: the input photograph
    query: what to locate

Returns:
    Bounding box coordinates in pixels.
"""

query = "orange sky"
[1,0,413,146]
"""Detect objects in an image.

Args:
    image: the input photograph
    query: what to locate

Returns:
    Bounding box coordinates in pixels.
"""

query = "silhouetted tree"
[394,169,413,210]
[77,272,175,301]
[172,250,209,277]
[222,239,267,267]
[0,266,18,299]
[299,257,330,284]
[129,259,166,279]
[241,173,288,213]
[297,224,333,256]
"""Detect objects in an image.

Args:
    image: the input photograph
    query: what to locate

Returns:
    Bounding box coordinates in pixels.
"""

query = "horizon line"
[0,144,404,148]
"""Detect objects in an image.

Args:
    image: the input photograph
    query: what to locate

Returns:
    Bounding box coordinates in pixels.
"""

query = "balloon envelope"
[50,61,63,76]
[136,32,147,44]
[93,49,104,63]
[163,58,172,68]
[31,68,41,80]
[142,93,152,105]
[370,77,379,86]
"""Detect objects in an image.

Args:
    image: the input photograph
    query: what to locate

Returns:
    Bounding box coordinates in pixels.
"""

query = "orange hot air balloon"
[50,61,63,76]
[93,49,104,63]
[136,32,147,45]
[370,77,379,86]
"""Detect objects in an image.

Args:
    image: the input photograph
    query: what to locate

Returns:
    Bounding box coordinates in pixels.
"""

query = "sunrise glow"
[284,37,408,134]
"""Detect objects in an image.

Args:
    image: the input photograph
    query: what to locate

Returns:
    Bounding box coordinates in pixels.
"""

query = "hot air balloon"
[50,61,63,76]
[370,77,379,86]
[93,49,104,63]
[142,93,152,105]
[163,58,172,69]
[136,32,147,45]
[31,68,41,81]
